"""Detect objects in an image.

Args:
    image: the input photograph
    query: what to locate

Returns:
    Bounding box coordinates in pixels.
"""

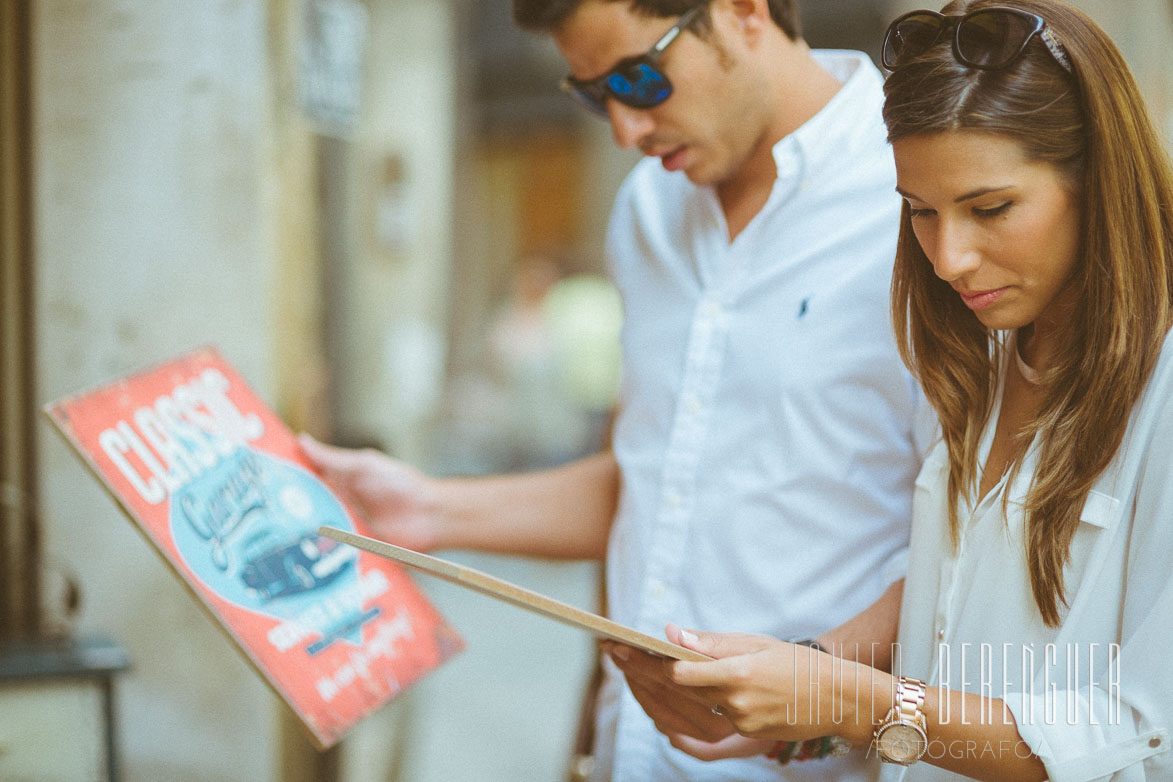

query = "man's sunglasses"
[882,7,1073,74]
[561,5,703,118]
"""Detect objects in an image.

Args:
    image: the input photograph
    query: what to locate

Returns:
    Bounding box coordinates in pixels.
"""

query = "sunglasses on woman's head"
[882,6,1073,74]
[561,5,704,118]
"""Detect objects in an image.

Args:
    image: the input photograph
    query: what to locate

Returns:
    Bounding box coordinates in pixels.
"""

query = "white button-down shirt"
[887,332,1173,781]
[591,51,923,782]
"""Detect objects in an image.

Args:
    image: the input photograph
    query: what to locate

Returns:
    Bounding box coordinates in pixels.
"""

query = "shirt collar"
[770,50,885,183]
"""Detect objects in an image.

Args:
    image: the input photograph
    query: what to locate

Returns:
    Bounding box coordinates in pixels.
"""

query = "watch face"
[877,723,927,764]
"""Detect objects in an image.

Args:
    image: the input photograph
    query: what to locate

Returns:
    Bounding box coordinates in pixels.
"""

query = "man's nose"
[606,100,655,150]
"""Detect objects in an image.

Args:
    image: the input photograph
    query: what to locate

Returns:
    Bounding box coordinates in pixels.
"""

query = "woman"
[607,0,1173,778]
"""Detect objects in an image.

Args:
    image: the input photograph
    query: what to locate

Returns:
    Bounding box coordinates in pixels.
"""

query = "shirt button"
[665,490,681,508]
[685,395,701,413]
[649,580,668,599]
[937,628,945,640]
[1150,736,1162,748]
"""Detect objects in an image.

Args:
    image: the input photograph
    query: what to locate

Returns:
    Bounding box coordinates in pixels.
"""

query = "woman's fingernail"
[681,630,699,646]
[611,645,630,662]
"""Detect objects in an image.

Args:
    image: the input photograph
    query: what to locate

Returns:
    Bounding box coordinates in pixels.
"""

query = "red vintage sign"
[44,347,463,749]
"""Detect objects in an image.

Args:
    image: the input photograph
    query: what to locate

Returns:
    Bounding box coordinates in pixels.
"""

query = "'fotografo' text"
[866,739,1039,762]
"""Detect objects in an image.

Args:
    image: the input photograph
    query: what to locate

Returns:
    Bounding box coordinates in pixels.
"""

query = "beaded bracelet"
[768,735,852,765]
[765,639,853,766]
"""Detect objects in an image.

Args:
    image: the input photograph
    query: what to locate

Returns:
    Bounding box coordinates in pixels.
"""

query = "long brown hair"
[883,0,1173,625]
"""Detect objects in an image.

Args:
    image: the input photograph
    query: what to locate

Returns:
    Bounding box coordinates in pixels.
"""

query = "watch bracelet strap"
[872,676,929,764]
[894,675,927,723]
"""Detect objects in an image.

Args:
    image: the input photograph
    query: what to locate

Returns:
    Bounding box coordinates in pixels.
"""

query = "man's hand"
[298,434,442,552]
[603,638,776,760]
[604,641,737,745]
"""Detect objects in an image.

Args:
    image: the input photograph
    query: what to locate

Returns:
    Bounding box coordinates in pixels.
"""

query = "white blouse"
[887,332,1173,781]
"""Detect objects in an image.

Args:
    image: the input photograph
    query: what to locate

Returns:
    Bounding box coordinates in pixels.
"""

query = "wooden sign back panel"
[319,527,711,662]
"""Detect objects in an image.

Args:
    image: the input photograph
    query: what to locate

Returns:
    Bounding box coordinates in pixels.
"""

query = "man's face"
[553,0,766,188]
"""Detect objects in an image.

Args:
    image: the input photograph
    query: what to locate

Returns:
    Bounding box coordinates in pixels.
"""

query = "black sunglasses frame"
[561,5,704,118]
[882,6,1073,74]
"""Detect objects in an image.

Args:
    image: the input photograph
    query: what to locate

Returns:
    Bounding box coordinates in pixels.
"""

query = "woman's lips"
[957,287,1007,311]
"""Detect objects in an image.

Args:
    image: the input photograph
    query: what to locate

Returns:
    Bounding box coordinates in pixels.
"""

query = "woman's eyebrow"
[895,185,1013,202]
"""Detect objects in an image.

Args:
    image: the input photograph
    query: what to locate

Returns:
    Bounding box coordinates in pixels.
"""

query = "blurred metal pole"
[316,132,352,443]
[267,0,353,776]
[0,0,40,641]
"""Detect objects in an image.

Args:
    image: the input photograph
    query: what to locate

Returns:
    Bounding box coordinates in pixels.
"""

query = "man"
[301,0,921,779]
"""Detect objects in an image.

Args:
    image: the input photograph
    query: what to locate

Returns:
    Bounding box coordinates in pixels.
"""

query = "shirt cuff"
[1005,689,1170,781]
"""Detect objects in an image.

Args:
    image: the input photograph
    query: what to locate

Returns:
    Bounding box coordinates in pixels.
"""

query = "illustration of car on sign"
[240,529,357,601]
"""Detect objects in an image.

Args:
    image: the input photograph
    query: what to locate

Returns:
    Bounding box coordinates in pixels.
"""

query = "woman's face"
[893,130,1081,341]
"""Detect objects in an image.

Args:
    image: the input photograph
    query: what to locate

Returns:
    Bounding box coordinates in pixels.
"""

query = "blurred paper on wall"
[300,0,369,137]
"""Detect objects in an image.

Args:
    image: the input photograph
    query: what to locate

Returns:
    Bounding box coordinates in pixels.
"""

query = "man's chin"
[681,164,721,187]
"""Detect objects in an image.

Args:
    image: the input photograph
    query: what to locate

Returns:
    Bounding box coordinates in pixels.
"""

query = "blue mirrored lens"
[604,71,636,97]
[605,62,669,107]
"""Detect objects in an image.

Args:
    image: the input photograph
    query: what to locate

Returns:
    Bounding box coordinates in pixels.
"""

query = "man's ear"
[714,0,770,46]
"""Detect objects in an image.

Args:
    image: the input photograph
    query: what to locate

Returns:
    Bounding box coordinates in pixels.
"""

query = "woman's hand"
[607,623,881,759]
[662,626,844,739]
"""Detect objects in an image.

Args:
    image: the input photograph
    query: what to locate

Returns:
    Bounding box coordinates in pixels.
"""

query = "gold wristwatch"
[873,676,928,765]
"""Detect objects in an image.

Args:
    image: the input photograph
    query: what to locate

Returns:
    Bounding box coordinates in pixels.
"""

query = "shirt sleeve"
[1002,385,1173,781]
[875,399,937,589]
[878,545,909,590]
